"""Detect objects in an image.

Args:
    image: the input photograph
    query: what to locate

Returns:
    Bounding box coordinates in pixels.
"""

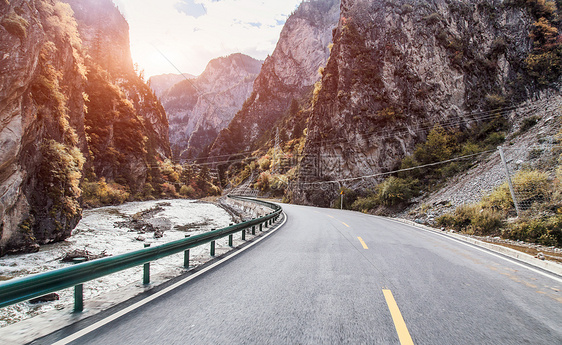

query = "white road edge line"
[52,211,288,345]
[377,216,562,284]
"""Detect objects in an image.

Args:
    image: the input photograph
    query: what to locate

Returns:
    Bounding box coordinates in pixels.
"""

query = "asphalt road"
[37,203,562,344]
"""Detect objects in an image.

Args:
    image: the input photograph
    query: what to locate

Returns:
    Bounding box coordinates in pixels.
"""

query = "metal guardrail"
[0,196,282,311]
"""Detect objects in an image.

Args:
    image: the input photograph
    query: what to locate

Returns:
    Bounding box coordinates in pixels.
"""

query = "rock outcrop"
[160,53,262,160]
[0,0,170,255]
[292,0,556,206]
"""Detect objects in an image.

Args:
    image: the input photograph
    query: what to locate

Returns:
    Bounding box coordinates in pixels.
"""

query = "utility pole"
[498,146,520,217]
[273,128,280,173]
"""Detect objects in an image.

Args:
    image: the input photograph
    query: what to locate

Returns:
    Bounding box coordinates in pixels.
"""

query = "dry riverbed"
[0,199,237,327]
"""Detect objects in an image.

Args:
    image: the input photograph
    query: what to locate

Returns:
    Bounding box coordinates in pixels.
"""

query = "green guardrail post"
[74,284,83,312]
[260,223,263,231]
[184,234,190,268]
[229,234,233,247]
[252,225,255,235]
[210,240,216,257]
[143,243,150,285]
[242,228,246,240]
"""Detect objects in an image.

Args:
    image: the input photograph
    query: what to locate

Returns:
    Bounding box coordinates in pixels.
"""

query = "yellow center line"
[327,215,335,219]
[341,221,350,228]
[357,237,368,249]
[383,289,414,345]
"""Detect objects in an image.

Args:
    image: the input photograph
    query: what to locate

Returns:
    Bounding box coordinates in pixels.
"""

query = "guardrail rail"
[0,196,282,312]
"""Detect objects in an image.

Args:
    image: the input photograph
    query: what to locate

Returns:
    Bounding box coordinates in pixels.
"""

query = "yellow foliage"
[40,140,85,217]
[312,80,323,104]
[530,17,559,48]
[81,178,130,208]
[483,170,551,210]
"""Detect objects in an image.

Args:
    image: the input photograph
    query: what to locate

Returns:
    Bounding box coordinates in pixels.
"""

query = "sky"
[112,0,303,77]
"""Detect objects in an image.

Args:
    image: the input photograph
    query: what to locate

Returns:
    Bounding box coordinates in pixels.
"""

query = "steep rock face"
[1,0,87,254]
[64,0,171,170]
[149,73,193,98]
[0,0,171,255]
[293,0,547,206]
[63,0,133,76]
[209,0,340,158]
[161,53,262,159]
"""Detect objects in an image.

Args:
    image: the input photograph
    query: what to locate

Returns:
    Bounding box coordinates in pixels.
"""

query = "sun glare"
[114,0,301,77]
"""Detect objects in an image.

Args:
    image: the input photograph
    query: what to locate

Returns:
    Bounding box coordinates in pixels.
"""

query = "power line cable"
[300,149,497,186]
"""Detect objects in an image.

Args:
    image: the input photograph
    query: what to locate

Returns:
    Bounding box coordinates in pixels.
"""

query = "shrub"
[530,17,559,49]
[255,172,271,192]
[414,125,457,165]
[179,185,196,198]
[270,174,288,196]
[352,195,379,212]
[209,185,222,196]
[81,178,130,208]
[161,182,178,198]
[526,0,558,19]
[505,215,562,246]
[526,50,562,85]
[519,116,540,133]
[482,170,550,211]
[375,177,419,206]
[483,132,506,148]
[40,140,85,219]
[512,170,551,208]
[483,183,514,211]
[259,158,271,171]
[485,94,506,109]
[141,183,155,200]
[437,204,505,235]
[160,160,181,182]
[312,80,323,104]
[375,107,404,124]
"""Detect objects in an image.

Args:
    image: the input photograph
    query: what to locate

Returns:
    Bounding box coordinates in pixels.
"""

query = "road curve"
[35,203,562,344]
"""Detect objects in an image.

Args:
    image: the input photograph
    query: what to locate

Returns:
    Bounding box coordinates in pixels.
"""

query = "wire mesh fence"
[500,144,562,217]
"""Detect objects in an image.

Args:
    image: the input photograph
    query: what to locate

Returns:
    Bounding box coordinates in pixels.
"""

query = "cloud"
[175,0,207,18]
[113,0,301,77]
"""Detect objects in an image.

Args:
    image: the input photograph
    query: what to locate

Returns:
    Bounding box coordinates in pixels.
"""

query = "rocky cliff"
[0,0,171,255]
[208,0,341,159]
[160,53,262,160]
[64,0,171,170]
[292,0,560,206]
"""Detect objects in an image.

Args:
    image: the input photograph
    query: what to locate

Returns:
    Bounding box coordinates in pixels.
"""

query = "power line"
[185,98,549,163]
[304,100,547,148]
[300,149,497,186]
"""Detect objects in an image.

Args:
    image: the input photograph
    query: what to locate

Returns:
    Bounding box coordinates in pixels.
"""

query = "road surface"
[35,203,562,344]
